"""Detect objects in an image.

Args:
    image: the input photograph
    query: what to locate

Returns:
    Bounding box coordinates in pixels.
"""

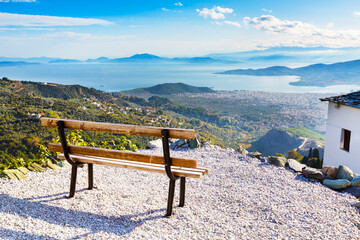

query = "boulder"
[146,140,162,149]
[46,160,61,170]
[30,163,45,172]
[353,202,360,208]
[189,138,201,149]
[321,166,338,179]
[237,146,249,155]
[3,169,27,180]
[171,139,187,148]
[17,167,30,175]
[351,175,360,187]
[287,159,306,172]
[202,141,211,147]
[336,165,354,181]
[343,187,360,198]
[302,167,325,181]
[249,152,262,159]
[323,179,351,190]
[268,156,287,167]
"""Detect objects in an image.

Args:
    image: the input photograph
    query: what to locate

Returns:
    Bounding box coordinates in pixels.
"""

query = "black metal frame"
[57,121,93,198]
[56,122,185,216]
[161,130,186,216]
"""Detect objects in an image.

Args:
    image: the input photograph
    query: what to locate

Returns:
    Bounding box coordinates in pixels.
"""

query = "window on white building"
[340,128,351,152]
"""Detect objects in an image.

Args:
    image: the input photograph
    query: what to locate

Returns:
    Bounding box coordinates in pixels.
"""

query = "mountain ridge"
[217,59,360,87]
[122,82,216,95]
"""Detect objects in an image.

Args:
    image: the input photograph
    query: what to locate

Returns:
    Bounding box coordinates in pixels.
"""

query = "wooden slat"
[41,118,195,139]
[71,154,207,174]
[58,154,205,178]
[49,143,198,169]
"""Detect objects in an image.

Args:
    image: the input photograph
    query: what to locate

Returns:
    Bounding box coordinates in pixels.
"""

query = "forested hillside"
[0,78,243,171]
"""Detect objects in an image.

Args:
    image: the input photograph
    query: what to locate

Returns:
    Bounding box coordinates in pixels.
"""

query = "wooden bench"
[41,118,209,216]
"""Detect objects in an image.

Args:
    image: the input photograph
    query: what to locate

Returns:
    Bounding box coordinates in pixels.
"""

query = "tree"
[312,148,320,159]
[288,150,302,161]
[308,148,313,158]
[301,156,308,165]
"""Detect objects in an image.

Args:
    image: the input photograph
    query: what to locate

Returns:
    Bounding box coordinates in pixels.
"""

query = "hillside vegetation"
[122,82,215,95]
[0,78,242,171]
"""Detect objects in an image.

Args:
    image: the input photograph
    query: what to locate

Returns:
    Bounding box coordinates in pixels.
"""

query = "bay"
[1,62,359,94]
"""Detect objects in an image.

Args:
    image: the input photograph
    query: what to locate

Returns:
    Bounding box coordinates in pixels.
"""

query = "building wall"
[324,102,360,174]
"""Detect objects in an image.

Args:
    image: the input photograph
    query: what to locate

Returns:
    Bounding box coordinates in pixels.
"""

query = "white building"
[321,92,360,173]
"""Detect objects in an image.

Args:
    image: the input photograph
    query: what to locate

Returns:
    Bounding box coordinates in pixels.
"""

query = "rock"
[46,160,61,170]
[189,138,201,149]
[321,166,338,179]
[2,170,18,180]
[17,167,30,175]
[202,141,211,146]
[287,159,306,172]
[30,163,45,172]
[343,187,360,197]
[259,157,267,163]
[249,152,262,159]
[302,167,325,181]
[323,179,351,190]
[237,146,249,155]
[351,175,360,187]
[171,139,187,149]
[353,202,360,208]
[336,165,354,181]
[3,169,27,180]
[58,161,71,168]
[268,156,287,167]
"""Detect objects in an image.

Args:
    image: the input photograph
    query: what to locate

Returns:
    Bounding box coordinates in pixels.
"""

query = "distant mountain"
[0,57,60,63]
[123,83,216,95]
[111,53,166,62]
[248,128,325,157]
[171,57,238,64]
[0,61,40,67]
[0,53,239,65]
[247,54,295,61]
[86,57,110,63]
[217,59,360,87]
[248,129,304,156]
[49,59,82,63]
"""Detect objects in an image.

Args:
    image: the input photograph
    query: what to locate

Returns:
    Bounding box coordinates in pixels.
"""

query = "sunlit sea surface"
[1,62,359,94]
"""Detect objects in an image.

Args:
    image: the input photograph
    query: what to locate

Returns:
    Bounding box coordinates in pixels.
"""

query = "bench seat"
[58,153,208,178]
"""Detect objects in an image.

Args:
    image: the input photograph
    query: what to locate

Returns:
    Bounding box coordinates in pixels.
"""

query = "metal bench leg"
[68,165,78,198]
[88,163,93,190]
[179,177,186,207]
[166,179,176,216]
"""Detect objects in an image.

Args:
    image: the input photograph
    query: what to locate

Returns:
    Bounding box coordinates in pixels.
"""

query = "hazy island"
[217,59,360,87]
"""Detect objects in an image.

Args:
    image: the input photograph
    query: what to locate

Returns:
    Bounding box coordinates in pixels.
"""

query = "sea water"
[1,62,359,94]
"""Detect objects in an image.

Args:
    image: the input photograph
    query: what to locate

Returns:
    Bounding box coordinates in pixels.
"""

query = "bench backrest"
[41,118,198,169]
[40,118,195,139]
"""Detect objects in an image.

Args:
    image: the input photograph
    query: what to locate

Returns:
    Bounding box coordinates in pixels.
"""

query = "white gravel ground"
[0,143,360,239]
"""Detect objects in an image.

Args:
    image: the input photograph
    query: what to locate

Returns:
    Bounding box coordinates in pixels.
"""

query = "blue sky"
[1,0,360,59]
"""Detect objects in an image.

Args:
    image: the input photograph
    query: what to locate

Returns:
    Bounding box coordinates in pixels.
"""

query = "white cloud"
[214,6,233,14]
[261,8,272,13]
[354,11,360,17]
[223,20,241,28]
[197,8,224,20]
[0,12,112,27]
[174,2,183,7]
[196,6,234,20]
[244,14,360,48]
